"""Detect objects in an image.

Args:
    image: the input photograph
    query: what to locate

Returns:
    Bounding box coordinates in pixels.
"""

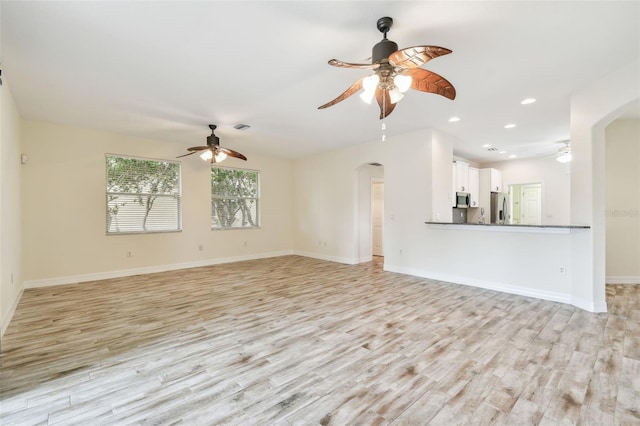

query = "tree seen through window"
[211,167,259,229]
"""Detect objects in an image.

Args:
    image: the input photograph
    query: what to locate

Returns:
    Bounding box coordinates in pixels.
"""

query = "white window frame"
[211,166,260,230]
[106,154,182,235]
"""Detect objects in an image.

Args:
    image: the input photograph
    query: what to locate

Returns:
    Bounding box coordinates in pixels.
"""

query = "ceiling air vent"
[234,123,251,131]
[486,147,499,151]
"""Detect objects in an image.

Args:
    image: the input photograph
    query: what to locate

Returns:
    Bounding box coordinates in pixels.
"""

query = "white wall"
[605,118,640,283]
[1,81,24,338]
[570,59,640,310]
[292,127,579,306]
[430,130,455,222]
[483,156,571,225]
[294,134,385,263]
[21,121,293,286]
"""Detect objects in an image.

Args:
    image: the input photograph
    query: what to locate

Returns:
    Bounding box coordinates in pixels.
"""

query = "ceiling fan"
[556,141,572,163]
[177,125,247,164]
[318,17,456,119]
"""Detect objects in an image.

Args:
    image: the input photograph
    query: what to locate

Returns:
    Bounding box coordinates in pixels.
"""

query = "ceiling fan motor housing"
[207,124,220,146]
[372,39,398,63]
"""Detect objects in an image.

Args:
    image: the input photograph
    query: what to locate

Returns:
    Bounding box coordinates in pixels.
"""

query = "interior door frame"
[508,182,544,225]
[371,177,384,257]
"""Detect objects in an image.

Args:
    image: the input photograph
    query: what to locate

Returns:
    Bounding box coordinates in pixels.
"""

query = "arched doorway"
[569,58,639,311]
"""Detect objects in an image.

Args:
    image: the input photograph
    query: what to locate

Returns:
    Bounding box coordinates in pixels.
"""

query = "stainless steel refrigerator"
[491,192,508,224]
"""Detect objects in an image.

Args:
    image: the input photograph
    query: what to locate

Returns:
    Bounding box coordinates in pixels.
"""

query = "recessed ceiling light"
[482,144,492,148]
[504,123,516,129]
[521,98,536,105]
[509,154,517,159]
[499,150,507,154]
[448,116,460,122]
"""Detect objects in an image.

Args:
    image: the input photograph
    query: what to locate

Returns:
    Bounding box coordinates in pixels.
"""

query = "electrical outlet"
[559,266,566,275]
[399,249,403,255]
[198,244,203,251]
[127,251,133,258]
[244,241,248,247]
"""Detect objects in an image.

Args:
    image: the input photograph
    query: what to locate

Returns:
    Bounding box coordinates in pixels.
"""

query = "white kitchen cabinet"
[469,168,502,223]
[452,164,457,207]
[490,168,503,192]
[454,161,470,192]
[468,167,479,207]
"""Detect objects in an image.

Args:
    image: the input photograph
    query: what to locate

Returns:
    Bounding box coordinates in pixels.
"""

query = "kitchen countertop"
[424,221,590,234]
[425,221,590,229]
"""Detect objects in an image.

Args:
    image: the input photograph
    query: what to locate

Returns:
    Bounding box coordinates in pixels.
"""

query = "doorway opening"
[508,183,542,225]
[356,163,384,264]
[372,179,384,258]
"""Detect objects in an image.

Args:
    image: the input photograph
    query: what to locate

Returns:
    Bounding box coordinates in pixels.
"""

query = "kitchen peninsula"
[426,221,589,234]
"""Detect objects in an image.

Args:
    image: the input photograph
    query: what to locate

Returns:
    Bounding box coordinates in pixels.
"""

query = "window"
[211,167,259,229]
[106,155,181,234]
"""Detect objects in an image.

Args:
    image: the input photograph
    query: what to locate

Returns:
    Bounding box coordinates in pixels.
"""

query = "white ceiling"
[2,1,639,163]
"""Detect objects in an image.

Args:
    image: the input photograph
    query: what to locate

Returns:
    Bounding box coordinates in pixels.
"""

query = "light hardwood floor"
[1,256,639,425]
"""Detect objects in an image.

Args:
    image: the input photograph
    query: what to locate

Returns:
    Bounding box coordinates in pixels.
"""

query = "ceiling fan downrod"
[372,17,398,63]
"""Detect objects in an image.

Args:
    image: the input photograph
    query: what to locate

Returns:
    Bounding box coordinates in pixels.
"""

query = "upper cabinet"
[468,167,479,207]
[453,161,470,192]
[490,168,503,192]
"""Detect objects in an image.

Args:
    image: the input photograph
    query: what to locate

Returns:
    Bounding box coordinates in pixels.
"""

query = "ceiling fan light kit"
[319,16,456,120]
[177,125,247,164]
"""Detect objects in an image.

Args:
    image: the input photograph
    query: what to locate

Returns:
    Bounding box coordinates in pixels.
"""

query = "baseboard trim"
[606,276,640,284]
[384,264,572,306]
[292,251,358,265]
[1,287,24,340]
[23,251,294,289]
[571,296,608,313]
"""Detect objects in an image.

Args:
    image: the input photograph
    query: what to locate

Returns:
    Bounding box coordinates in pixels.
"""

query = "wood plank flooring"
[1,255,639,425]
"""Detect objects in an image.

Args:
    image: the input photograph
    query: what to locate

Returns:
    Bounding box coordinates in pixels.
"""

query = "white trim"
[1,288,24,339]
[293,251,358,265]
[24,251,293,288]
[571,296,608,313]
[383,263,573,306]
[606,276,640,284]
[358,256,373,264]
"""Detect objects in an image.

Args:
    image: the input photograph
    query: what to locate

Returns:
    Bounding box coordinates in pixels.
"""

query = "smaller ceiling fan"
[556,141,572,163]
[177,125,247,163]
[318,17,456,119]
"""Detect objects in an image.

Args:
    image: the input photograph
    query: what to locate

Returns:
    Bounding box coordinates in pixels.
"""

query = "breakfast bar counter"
[424,221,590,234]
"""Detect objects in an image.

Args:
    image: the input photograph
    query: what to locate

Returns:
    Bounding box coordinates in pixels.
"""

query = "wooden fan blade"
[176,151,198,158]
[186,146,210,152]
[220,147,247,161]
[328,59,380,70]
[388,46,452,68]
[318,77,364,109]
[375,87,396,119]
[407,68,456,100]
